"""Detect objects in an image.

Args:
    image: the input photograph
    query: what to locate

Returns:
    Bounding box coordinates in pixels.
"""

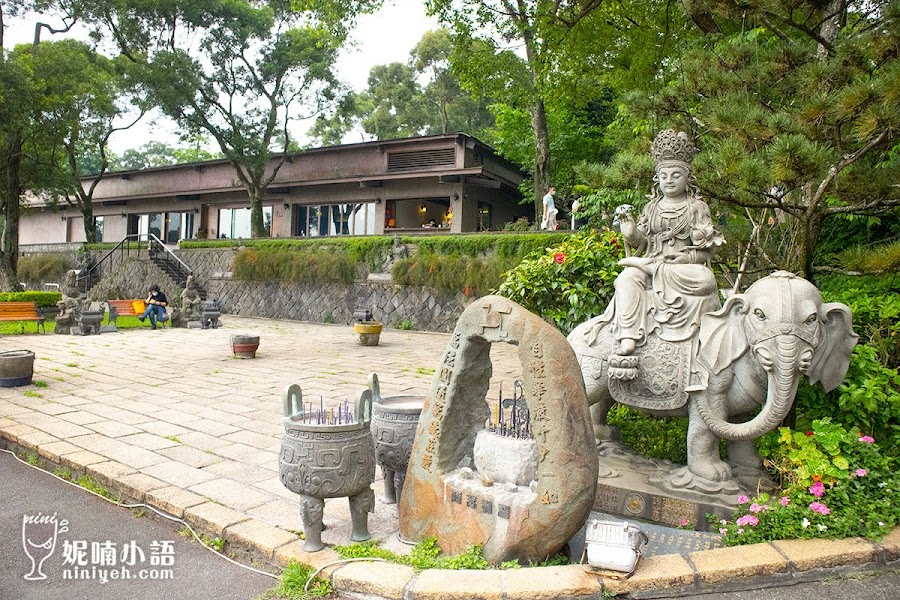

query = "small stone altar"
[399,295,597,565]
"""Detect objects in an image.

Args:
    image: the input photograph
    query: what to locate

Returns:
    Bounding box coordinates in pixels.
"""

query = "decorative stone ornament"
[399,295,597,565]
[354,321,382,346]
[231,334,260,358]
[368,373,424,504]
[279,385,376,552]
[0,350,35,387]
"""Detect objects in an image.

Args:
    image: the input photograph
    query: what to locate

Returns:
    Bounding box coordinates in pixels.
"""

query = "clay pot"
[279,385,375,552]
[369,373,424,504]
[353,321,382,346]
[231,334,260,358]
[0,350,36,387]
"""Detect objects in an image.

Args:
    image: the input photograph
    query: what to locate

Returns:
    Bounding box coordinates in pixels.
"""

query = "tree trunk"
[799,210,823,283]
[249,188,266,238]
[530,98,551,220]
[0,135,23,291]
[81,199,97,244]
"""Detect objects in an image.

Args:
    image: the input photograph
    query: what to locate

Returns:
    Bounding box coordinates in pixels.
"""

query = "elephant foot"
[608,354,639,381]
[688,457,733,482]
[667,466,741,495]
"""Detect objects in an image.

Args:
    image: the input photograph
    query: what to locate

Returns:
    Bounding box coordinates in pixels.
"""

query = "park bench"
[0,302,45,333]
[106,299,166,329]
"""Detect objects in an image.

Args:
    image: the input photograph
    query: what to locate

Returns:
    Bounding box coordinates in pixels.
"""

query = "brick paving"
[3,317,898,599]
[0,317,521,549]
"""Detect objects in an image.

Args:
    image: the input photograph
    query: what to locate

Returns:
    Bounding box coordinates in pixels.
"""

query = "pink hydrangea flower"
[749,503,764,513]
[736,515,759,527]
[719,528,728,535]
[780,496,791,507]
[737,495,749,504]
[855,468,868,477]
[859,435,875,443]
[809,481,825,498]
[809,502,831,515]
[737,528,745,535]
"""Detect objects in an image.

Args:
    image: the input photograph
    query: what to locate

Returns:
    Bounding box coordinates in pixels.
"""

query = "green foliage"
[392,254,514,297]
[792,275,900,453]
[16,255,72,285]
[607,406,689,464]
[838,241,900,275]
[411,232,569,258]
[0,291,62,308]
[495,230,624,334]
[334,537,528,571]
[259,561,332,599]
[720,419,900,545]
[395,319,416,330]
[233,248,357,284]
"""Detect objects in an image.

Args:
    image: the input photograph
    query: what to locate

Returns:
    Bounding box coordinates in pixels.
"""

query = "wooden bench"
[0,302,45,333]
[107,299,166,328]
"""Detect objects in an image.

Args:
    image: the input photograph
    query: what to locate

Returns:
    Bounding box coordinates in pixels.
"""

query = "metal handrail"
[77,233,192,293]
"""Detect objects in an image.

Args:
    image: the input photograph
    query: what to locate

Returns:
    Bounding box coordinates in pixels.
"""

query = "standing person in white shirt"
[541,186,558,230]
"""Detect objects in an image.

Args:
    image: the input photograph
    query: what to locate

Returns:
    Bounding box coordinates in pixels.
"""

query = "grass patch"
[54,467,72,480]
[415,367,435,376]
[76,475,120,502]
[32,380,48,388]
[163,436,182,444]
[257,561,332,600]
[333,537,555,571]
[65,362,78,368]
[26,452,40,466]
[23,390,43,398]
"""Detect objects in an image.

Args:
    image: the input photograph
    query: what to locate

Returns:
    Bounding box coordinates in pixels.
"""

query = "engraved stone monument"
[567,130,858,526]
[399,295,597,564]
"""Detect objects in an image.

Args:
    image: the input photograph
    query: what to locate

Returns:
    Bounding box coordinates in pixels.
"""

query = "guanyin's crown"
[651,129,697,170]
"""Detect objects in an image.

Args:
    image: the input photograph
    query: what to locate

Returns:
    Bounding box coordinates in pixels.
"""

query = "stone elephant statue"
[567,271,858,486]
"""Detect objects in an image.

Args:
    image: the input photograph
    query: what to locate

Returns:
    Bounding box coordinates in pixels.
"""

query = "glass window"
[166,213,181,244]
[148,213,163,239]
[94,216,104,242]
[217,206,272,239]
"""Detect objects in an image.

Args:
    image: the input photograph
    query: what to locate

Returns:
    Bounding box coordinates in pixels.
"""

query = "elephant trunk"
[697,335,802,441]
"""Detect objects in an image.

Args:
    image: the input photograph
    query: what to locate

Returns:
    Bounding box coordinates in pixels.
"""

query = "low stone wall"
[87,254,182,302]
[208,278,470,332]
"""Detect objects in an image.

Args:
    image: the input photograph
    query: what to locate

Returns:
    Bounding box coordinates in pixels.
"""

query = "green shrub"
[607,406,690,464]
[495,230,625,334]
[410,232,568,259]
[720,419,900,545]
[16,254,72,284]
[232,248,357,284]
[0,291,62,308]
[392,254,517,297]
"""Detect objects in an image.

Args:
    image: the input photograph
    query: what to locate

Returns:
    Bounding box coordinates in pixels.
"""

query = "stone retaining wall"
[208,278,470,332]
[83,247,472,332]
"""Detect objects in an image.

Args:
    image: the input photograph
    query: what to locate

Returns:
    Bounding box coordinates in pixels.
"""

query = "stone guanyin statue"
[594,130,723,380]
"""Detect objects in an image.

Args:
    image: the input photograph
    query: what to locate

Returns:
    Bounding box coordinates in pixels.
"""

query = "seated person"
[139,284,168,330]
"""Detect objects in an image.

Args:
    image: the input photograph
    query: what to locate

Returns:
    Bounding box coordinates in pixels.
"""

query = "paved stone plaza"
[2,317,899,599]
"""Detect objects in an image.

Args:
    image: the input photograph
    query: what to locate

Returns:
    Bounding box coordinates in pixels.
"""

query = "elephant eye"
[753,308,766,320]
[805,313,818,324]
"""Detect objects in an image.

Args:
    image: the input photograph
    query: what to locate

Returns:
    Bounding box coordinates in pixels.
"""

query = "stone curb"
[4,430,900,599]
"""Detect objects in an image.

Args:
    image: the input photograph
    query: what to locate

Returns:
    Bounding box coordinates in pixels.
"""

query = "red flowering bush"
[495,230,624,334]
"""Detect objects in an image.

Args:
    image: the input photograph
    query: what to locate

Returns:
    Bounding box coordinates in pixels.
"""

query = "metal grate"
[387,148,455,171]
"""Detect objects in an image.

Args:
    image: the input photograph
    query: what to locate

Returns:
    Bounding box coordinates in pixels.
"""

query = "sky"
[4,1,438,153]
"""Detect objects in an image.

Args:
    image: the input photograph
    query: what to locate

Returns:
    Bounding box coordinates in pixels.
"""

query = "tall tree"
[0,1,81,290]
[614,0,900,278]
[22,40,145,243]
[308,28,494,144]
[428,0,604,216]
[85,0,377,238]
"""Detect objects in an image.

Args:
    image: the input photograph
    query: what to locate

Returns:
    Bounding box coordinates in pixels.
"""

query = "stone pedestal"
[592,442,741,531]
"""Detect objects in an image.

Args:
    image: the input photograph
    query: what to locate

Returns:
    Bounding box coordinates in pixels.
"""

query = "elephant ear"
[698,294,750,375]
[808,302,859,392]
